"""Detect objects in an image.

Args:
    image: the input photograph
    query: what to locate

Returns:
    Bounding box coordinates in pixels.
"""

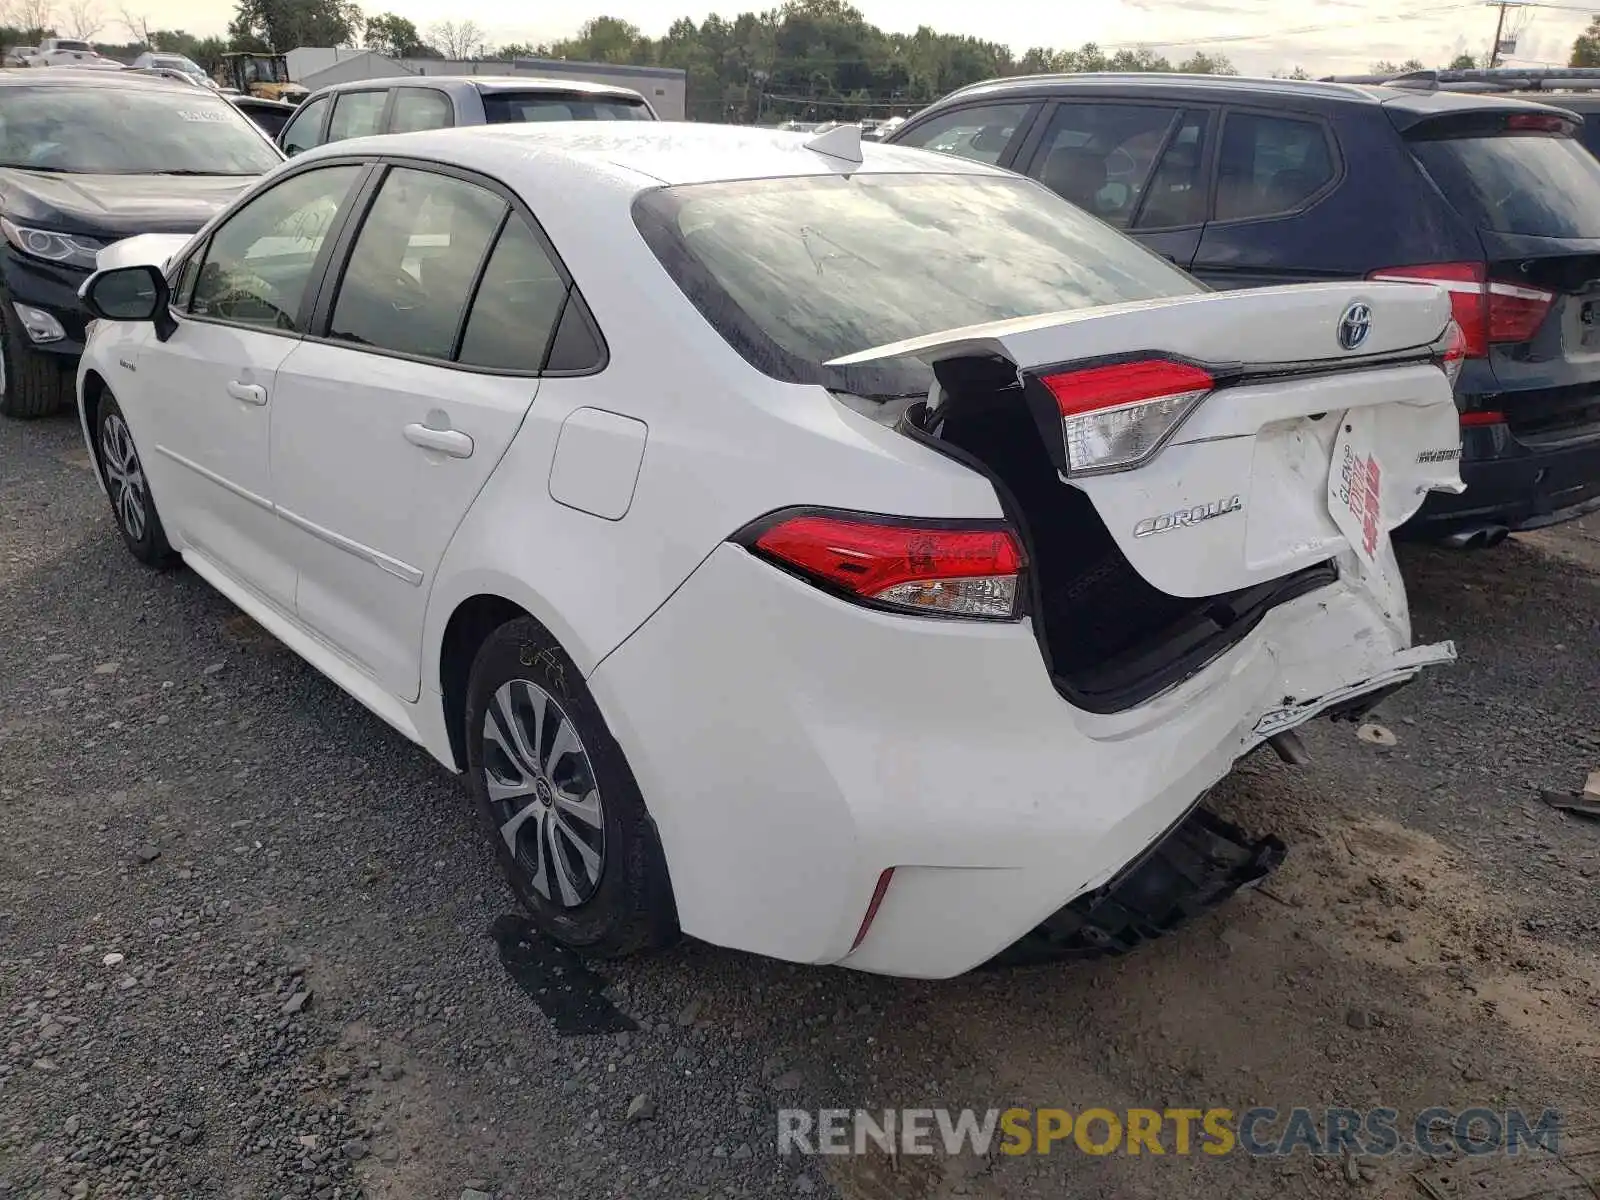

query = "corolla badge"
[1133,495,1243,539]
[1337,302,1372,351]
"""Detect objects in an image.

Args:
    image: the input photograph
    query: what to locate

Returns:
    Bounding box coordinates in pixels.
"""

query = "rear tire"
[464,617,679,958]
[96,392,178,568]
[0,297,69,419]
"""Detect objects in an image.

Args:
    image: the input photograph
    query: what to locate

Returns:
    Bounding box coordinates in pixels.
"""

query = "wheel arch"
[438,592,531,772]
[80,370,110,489]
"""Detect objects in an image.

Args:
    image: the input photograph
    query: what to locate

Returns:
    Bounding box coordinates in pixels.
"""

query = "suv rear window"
[633,173,1200,397]
[482,93,653,123]
[1410,127,1600,238]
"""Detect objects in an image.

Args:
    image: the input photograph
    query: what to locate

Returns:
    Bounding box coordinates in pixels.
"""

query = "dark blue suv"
[887,74,1600,544]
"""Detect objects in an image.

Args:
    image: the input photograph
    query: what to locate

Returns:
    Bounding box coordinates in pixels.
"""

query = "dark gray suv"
[888,72,1600,545]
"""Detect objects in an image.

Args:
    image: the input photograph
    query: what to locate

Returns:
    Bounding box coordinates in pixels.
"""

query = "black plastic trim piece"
[987,806,1287,966]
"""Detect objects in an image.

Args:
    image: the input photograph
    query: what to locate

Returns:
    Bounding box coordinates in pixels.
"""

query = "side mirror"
[78,264,177,341]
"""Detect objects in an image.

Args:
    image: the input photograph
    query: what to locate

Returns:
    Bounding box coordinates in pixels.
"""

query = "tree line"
[0,0,1559,123]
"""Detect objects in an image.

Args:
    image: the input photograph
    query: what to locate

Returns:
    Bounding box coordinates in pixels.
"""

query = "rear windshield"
[481,93,653,123]
[0,85,280,175]
[1411,132,1600,238]
[633,172,1201,397]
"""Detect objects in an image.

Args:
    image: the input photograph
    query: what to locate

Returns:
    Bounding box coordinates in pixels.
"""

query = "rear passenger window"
[1215,113,1335,221]
[391,88,453,134]
[1134,111,1212,229]
[457,217,568,371]
[893,103,1032,165]
[330,167,505,360]
[327,90,388,143]
[1027,103,1183,226]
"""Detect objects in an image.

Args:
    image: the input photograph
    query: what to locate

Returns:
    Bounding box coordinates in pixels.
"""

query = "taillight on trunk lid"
[1035,358,1215,475]
[739,510,1026,620]
[1369,263,1554,358]
[1434,318,1467,387]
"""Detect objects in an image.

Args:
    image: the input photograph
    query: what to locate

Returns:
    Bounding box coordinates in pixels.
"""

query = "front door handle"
[403,422,474,458]
[226,380,267,406]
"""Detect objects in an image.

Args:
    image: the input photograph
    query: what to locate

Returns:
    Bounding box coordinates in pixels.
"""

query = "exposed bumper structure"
[588,543,1445,979]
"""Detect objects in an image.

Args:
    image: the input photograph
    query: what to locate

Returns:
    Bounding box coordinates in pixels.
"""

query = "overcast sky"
[114,0,1594,76]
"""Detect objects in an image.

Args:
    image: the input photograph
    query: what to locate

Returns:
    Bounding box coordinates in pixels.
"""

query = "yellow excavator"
[214,52,309,104]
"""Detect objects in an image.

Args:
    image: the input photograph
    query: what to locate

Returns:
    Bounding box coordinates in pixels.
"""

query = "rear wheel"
[96,392,177,568]
[0,297,69,419]
[464,617,678,958]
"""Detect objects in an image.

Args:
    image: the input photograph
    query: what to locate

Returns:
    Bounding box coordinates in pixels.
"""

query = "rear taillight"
[1505,113,1571,134]
[1036,358,1214,474]
[1369,263,1554,358]
[1459,410,1505,427]
[1434,318,1467,387]
[743,510,1026,620]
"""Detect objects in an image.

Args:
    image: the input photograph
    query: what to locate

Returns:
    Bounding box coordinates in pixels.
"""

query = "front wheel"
[463,617,678,958]
[97,393,177,568]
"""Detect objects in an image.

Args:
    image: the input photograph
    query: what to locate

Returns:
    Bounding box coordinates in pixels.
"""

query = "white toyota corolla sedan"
[74,122,1463,978]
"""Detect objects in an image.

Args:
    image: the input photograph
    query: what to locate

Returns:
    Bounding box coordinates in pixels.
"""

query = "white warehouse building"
[286,47,688,120]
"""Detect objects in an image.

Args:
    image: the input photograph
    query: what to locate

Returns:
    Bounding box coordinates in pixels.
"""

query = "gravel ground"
[2,411,1597,1200]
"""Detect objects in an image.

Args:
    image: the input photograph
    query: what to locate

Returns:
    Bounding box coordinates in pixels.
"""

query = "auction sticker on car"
[1328,408,1383,569]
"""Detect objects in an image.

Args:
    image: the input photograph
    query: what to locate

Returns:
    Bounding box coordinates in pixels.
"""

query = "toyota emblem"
[1338,302,1372,351]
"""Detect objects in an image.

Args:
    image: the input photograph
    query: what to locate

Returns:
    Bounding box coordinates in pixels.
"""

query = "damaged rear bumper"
[589,543,1450,979]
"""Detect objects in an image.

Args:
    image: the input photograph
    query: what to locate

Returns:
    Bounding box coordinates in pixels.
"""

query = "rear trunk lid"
[831,281,1466,605]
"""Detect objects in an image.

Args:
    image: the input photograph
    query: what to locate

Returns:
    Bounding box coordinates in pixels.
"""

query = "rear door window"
[1215,112,1336,221]
[1409,124,1600,237]
[891,102,1035,165]
[1023,102,1185,226]
[457,216,570,372]
[1134,110,1213,229]
[329,167,505,360]
[327,89,389,143]
[391,88,454,134]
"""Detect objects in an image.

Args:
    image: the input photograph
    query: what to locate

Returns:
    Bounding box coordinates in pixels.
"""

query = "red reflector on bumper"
[849,868,895,953]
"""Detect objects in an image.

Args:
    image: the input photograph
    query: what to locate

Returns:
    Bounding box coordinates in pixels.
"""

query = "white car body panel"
[92,233,196,273]
[75,123,1463,976]
[136,318,304,610]
[266,341,540,701]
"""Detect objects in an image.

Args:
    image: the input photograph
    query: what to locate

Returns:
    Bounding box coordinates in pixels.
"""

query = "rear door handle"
[403,423,474,458]
[226,380,267,405]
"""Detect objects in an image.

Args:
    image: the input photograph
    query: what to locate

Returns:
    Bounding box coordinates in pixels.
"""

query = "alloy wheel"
[481,679,606,908]
[100,413,148,543]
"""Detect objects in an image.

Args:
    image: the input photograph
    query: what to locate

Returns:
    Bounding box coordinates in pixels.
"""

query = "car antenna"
[803,123,863,165]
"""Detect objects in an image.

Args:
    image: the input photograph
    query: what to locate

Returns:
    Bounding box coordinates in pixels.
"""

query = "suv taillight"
[1034,358,1215,475]
[740,510,1026,620]
[1369,263,1554,358]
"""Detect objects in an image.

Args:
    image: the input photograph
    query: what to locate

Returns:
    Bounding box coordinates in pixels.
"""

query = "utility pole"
[1485,1,1527,68]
